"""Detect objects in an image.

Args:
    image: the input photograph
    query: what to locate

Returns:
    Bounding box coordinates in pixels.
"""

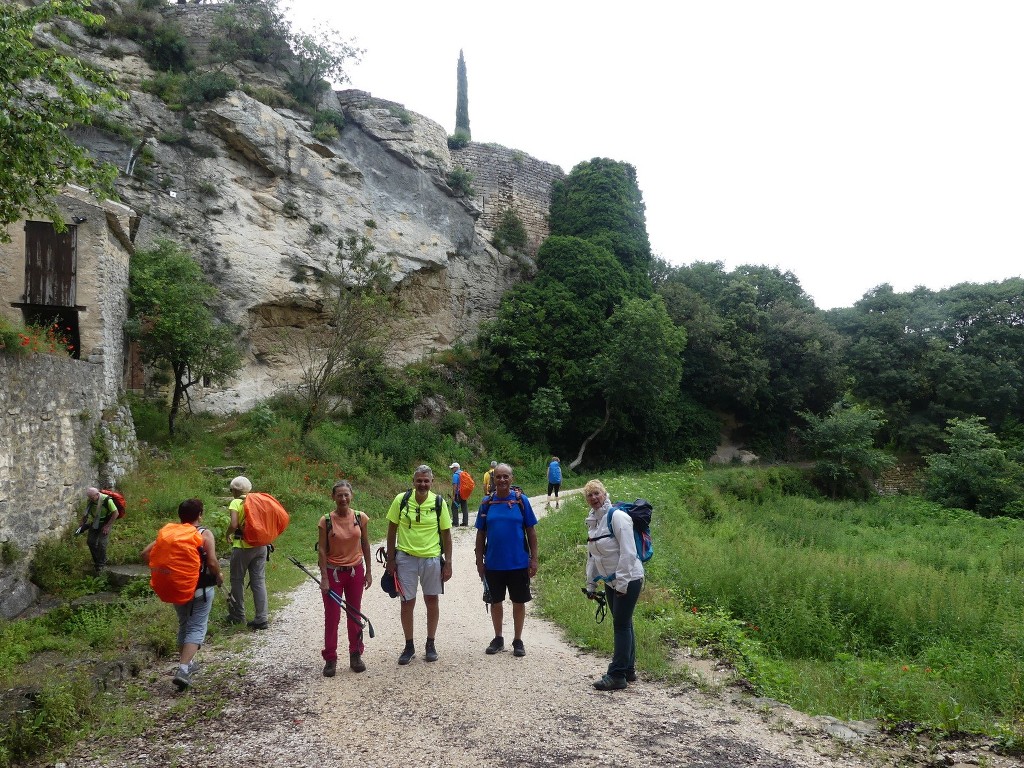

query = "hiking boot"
[247,620,269,630]
[625,669,637,683]
[593,674,628,691]
[398,645,416,665]
[424,641,438,663]
[512,639,526,657]
[323,659,336,677]
[349,654,365,673]
[172,667,191,691]
[187,660,201,675]
[485,636,504,655]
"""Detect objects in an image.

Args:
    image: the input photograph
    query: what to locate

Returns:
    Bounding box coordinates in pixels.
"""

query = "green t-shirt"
[229,497,252,549]
[386,491,451,558]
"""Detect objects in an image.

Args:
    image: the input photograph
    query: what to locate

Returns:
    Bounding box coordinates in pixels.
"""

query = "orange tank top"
[320,510,366,567]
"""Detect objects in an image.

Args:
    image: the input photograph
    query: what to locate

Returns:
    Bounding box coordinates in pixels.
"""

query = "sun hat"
[449,462,460,470]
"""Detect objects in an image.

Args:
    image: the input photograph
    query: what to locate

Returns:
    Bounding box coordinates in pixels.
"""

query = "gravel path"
[54,491,1021,768]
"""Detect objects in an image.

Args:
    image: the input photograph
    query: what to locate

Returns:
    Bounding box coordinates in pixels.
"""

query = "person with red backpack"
[142,498,223,692]
[81,486,122,572]
[225,476,269,630]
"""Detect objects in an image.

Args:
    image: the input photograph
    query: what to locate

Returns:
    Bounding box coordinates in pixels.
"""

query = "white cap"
[449,462,460,470]
[230,476,252,493]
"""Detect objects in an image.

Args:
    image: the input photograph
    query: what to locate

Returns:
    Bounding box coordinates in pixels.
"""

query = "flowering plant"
[0,318,75,358]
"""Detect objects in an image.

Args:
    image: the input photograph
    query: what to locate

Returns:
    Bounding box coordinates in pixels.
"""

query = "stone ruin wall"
[451,144,564,255]
[0,354,137,618]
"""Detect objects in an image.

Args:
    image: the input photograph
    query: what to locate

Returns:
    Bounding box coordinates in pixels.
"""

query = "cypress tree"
[455,49,470,139]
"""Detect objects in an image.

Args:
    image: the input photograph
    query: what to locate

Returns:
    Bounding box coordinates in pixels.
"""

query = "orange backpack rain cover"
[459,471,475,500]
[149,523,203,604]
[242,492,290,546]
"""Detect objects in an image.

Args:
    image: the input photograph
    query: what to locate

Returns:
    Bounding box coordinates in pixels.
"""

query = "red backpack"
[459,471,475,501]
[241,492,290,546]
[149,523,205,604]
[101,489,126,518]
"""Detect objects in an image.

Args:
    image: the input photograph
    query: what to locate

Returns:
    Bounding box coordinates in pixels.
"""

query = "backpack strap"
[479,489,530,552]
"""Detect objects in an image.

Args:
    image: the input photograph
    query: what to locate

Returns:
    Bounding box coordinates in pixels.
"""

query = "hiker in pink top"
[318,480,372,676]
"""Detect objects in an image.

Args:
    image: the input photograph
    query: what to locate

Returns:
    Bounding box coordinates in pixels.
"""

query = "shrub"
[315,108,345,131]
[492,207,528,252]
[447,165,474,198]
[140,71,186,106]
[182,70,236,105]
[242,84,299,109]
[104,44,124,59]
[311,122,338,142]
[388,105,413,125]
[447,130,470,149]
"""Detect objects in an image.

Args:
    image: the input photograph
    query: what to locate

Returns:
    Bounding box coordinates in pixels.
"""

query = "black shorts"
[484,568,532,604]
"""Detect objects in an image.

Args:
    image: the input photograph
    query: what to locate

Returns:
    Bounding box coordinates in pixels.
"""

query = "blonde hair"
[582,479,607,497]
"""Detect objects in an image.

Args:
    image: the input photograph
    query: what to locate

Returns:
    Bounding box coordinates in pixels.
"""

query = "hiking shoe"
[187,660,201,675]
[625,670,637,683]
[424,642,438,663]
[247,620,269,630]
[512,639,526,657]
[323,659,336,677]
[172,668,191,691]
[593,674,628,691]
[398,646,416,665]
[349,654,365,673]
[485,636,504,655]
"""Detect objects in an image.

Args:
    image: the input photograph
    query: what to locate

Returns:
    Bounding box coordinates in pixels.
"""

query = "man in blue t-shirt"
[474,463,538,657]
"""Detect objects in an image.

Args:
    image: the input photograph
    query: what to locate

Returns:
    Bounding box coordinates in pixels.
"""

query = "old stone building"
[0,187,138,618]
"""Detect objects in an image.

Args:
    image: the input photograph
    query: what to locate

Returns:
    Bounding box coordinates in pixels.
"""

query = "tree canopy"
[0,0,125,240]
[127,240,243,435]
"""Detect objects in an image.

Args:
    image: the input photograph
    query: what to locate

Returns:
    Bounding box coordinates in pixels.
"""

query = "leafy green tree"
[127,240,243,436]
[924,416,1024,517]
[659,261,844,456]
[455,49,470,139]
[0,0,125,241]
[801,400,894,499]
[288,25,363,105]
[211,0,292,65]
[549,158,652,285]
[294,231,396,436]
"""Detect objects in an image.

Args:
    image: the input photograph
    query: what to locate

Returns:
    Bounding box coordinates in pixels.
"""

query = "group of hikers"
[79,454,645,694]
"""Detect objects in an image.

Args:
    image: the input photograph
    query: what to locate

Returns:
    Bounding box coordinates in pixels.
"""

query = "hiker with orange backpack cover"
[142,498,223,691]
[81,486,123,572]
[225,476,270,629]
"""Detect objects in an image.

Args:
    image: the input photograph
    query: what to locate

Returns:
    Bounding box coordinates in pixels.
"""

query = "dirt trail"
[54,491,1018,768]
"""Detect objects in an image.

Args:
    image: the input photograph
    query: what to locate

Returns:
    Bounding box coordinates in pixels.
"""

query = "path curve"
[56,491,994,768]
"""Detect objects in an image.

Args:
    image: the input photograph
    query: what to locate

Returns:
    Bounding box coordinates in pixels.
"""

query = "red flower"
[691,606,698,614]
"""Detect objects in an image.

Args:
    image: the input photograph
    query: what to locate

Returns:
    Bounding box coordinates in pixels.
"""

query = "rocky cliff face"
[61,3,563,412]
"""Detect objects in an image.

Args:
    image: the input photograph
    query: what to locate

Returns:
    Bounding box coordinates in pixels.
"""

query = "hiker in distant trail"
[82,487,118,572]
[475,463,539,658]
[546,456,562,506]
[583,478,644,691]
[142,498,223,691]
[449,461,469,526]
[225,475,269,630]
[318,479,372,676]
[384,465,453,665]
[482,460,498,497]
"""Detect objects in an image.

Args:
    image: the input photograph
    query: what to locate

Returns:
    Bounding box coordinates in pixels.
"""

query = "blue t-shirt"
[475,493,538,570]
[452,469,461,490]
[547,461,562,483]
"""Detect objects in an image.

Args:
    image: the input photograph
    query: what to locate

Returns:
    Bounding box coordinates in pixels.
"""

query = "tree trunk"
[569,400,611,470]
[169,362,186,436]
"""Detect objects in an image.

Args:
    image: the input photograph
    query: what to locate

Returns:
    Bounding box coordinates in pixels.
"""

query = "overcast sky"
[289,1,1023,310]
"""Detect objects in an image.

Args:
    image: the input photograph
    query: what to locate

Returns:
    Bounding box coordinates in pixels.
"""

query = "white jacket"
[585,502,645,593]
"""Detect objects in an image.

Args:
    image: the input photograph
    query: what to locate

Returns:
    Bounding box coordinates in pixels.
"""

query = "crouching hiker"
[318,480,372,676]
[143,498,223,692]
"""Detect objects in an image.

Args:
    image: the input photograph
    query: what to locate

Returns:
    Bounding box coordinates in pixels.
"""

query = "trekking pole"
[288,556,375,638]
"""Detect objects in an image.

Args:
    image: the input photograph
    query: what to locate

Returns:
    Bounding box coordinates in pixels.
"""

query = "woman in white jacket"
[583,478,644,690]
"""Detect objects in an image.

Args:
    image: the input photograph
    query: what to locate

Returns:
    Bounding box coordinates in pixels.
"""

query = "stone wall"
[451,143,564,255]
[0,354,137,618]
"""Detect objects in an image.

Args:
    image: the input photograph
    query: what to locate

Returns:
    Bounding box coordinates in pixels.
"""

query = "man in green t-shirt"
[385,465,453,665]
[224,476,269,630]
[82,487,118,572]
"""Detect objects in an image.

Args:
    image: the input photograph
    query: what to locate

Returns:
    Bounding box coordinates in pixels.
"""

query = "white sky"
[289,1,1024,310]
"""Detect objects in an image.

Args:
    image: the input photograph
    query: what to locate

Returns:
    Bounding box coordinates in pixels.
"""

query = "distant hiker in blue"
[449,462,469,526]
[546,456,562,506]
[475,463,539,658]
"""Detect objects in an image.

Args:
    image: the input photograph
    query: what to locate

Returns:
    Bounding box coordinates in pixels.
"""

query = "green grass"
[535,464,1024,742]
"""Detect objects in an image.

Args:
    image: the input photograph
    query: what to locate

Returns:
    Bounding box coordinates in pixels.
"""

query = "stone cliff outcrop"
[61,3,564,412]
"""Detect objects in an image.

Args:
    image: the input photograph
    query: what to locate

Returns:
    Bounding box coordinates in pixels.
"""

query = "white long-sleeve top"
[585,501,645,593]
